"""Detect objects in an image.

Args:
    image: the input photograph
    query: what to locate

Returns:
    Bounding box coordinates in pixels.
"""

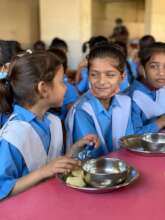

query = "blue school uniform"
[63,82,79,106]
[76,67,89,93]
[0,113,9,127]
[127,59,138,79]
[65,90,133,158]
[0,104,63,200]
[60,81,79,120]
[120,60,138,92]
[128,80,160,134]
[50,81,79,120]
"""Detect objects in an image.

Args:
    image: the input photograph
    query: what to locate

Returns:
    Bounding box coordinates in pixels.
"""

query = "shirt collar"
[13,104,36,122]
[13,104,51,126]
[133,80,156,96]
[86,90,120,115]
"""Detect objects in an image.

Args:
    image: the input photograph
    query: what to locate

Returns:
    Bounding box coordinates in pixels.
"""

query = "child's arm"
[11,135,99,196]
[67,134,99,157]
[72,110,106,157]
[11,156,79,196]
[75,59,87,84]
[132,101,160,134]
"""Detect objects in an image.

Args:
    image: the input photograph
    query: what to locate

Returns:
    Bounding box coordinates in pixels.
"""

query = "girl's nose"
[99,75,106,84]
[158,65,165,76]
[159,67,165,76]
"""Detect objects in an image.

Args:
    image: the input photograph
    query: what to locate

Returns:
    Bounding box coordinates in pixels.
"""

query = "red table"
[1,149,165,220]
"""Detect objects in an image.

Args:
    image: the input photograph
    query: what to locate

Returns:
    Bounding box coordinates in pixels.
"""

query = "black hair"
[82,36,108,53]
[48,48,67,72]
[0,40,11,66]
[115,41,135,82]
[115,18,123,24]
[7,40,22,59]
[49,37,68,52]
[0,51,63,113]
[139,35,155,51]
[87,42,126,73]
[139,42,165,67]
[33,40,46,51]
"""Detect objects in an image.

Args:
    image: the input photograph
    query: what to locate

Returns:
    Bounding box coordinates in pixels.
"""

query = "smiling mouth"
[94,87,111,90]
[156,79,165,83]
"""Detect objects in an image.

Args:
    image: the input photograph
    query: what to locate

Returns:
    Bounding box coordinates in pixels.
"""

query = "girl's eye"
[90,73,98,77]
[149,64,159,69]
[106,72,117,77]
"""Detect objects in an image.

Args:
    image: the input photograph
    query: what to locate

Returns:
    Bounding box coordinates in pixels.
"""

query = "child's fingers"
[71,134,100,149]
[52,159,81,174]
[81,134,100,147]
[59,157,80,164]
[54,168,70,174]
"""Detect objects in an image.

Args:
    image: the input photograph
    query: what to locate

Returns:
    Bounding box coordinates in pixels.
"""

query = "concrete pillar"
[39,0,92,69]
[145,0,165,41]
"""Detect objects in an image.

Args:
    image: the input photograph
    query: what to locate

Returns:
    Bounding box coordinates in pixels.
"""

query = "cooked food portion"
[66,169,86,187]
[66,176,86,187]
[71,169,84,178]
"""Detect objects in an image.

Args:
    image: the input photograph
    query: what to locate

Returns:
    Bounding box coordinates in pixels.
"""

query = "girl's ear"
[37,81,49,98]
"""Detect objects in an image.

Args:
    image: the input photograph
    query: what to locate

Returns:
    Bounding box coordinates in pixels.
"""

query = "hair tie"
[26,49,32,54]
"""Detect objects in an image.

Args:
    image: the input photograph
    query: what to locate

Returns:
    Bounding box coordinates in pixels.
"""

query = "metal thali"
[57,166,139,193]
[120,133,165,156]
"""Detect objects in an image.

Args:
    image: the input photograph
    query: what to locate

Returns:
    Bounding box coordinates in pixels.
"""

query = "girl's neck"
[100,98,112,110]
[25,103,48,120]
[141,78,157,91]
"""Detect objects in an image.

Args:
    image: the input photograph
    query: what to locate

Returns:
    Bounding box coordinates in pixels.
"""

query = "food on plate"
[66,176,86,187]
[66,169,86,187]
[72,169,84,178]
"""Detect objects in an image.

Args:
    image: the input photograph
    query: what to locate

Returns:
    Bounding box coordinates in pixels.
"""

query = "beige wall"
[145,0,165,41]
[92,0,145,39]
[1,0,165,66]
[91,0,106,35]
[0,0,39,48]
[40,0,92,69]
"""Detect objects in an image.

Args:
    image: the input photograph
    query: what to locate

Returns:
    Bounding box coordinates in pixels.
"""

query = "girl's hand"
[78,58,88,69]
[68,134,100,157]
[75,59,88,84]
[40,156,80,178]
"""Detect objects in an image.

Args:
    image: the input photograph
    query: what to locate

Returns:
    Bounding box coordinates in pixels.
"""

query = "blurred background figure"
[49,37,68,53]
[33,40,46,52]
[139,35,156,52]
[109,18,129,44]
[7,40,23,59]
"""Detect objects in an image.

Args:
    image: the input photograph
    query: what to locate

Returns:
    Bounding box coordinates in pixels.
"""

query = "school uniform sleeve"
[0,113,9,128]
[0,140,27,200]
[73,109,97,141]
[76,67,89,93]
[73,109,105,158]
[58,83,79,120]
[131,101,160,134]
[63,82,79,105]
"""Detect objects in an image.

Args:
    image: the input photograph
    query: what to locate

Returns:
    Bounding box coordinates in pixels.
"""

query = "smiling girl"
[66,43,134,157]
